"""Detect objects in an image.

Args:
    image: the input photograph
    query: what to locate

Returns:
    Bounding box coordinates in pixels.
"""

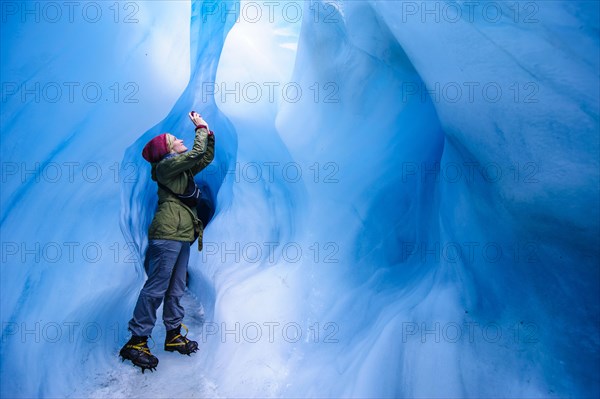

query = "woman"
[120,111,215,373]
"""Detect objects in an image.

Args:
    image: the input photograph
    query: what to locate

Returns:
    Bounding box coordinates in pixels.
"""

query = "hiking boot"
[164,324,198,355]
[119,335,159,373]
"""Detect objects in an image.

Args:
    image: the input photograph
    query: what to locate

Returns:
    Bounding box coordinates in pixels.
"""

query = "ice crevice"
[0,0,598,398]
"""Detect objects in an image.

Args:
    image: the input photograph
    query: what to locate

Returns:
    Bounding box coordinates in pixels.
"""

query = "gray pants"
[128,239,190,337]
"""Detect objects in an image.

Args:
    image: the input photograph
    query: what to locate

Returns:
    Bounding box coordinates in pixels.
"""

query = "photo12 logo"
[398,1,540,24]
[1,81,139,104]
[1,241,141,265]
[201,1,341,24]
[1,2,140,24]
[402,321,540,344]
[1,162,140,185]
[202,81,339,104]
[199,321,339,344]
[200,241,340,265]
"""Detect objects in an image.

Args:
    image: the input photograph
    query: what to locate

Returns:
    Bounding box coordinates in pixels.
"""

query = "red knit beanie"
[142,133,171,163]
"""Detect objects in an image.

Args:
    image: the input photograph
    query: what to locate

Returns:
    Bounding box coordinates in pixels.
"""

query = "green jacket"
[147,126,215,251]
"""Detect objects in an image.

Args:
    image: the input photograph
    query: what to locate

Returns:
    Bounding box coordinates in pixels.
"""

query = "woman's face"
[170,135,188,154]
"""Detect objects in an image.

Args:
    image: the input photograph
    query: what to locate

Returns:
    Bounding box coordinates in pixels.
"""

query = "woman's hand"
[189,111,209,130]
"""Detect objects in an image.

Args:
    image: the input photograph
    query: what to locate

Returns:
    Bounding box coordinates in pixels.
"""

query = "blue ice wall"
[1,2,194,396]
[1,1,599,398]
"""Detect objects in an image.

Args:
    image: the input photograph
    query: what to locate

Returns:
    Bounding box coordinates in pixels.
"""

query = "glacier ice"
[1,0,598,398]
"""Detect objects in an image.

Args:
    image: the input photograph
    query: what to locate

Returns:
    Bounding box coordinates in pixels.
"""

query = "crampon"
[119,335,159,373]
[164,323,199,355]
